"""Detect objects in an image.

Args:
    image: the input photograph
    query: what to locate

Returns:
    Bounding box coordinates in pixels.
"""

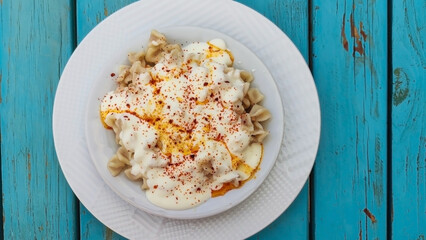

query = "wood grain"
[0,0,78,239]
[81,205,126,240]
[76,1,136,239]
[391,0,426,238]
[3,0,422,239]
[311,0,388,239]
[236,0,310,239]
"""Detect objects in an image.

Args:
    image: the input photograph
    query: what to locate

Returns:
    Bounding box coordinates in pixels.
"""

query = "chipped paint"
[392,68,410,106]
[105,227,113,240]
[104,7,108,16]
[341,13,349,51]
[360,22,367,41]
[363,208,377,223]
[350,13,356,37]
[350,13,365,56]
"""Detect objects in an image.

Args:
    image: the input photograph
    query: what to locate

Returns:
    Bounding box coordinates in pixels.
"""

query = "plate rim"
[53,0,320,238]
[83,25,285,219]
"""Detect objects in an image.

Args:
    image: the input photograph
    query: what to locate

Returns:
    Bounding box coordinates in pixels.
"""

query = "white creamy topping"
[101,38,263,209]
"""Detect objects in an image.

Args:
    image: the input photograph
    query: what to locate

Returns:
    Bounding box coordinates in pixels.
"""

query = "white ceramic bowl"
[85,26,284,219]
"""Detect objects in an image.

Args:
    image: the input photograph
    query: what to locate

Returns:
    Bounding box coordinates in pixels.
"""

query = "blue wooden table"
[1,0,425,239]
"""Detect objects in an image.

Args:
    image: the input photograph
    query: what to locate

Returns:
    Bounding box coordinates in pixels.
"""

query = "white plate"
[85,26,284,219]
[53,0,320,239]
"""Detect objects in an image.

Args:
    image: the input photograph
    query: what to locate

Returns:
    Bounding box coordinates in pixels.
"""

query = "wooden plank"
[76,1,136,239]
[0,0,78,239]
[391,0,426,239]
[235,0,310,239]
[81,205,126,240]
[311,1,388,239]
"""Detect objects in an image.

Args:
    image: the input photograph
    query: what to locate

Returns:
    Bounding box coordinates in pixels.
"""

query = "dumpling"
[249,104,271,122]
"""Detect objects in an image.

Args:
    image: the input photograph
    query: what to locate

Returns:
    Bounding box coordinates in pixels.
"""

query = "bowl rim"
[83,26,284,219]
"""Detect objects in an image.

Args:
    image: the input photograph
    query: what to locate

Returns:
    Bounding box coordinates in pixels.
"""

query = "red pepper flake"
[110,73,116,77]
[153,185,158,189]
[126,104,131,108]
[203,82,208,86]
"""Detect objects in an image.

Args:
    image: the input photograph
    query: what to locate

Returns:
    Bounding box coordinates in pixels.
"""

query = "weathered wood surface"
[238,1,310,239]
[76,0,310,239]
[75,1,136,239]
[1,0,425,239]
[311,0,388,239]
[0,0,78,239]
[391,0,426,239]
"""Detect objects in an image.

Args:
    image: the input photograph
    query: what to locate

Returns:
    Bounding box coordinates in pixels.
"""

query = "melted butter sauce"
[101,108,263,197]
[212,145,263,197]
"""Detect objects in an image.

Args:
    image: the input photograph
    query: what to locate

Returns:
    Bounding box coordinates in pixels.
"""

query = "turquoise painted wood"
[0,0,78,239]
[311,0,388,239]
[2,0,426,239]
[75,1,136,239]
[236,0,310,239]
[391,0,426,239]
[81,205,126,240]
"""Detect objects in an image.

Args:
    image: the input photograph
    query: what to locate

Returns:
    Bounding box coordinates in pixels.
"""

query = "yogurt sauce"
[101,38,263,209]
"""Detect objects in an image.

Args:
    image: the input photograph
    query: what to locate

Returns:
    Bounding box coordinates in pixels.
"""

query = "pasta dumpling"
[249,104,271,122]
[99,30,273,210]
